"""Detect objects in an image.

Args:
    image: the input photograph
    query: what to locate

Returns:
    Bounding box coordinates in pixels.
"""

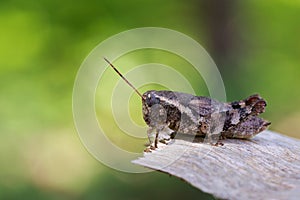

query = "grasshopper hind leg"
[222,115,271,139]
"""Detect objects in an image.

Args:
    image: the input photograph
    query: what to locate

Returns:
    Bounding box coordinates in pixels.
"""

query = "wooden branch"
[132,130,300,200]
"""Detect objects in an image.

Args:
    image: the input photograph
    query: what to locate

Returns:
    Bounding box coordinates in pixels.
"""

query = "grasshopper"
[104,58,271,151]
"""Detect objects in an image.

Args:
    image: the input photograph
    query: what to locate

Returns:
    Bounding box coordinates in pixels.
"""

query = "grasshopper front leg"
[145,127,160,152]
[145,124,172,152]
[154,129,159,148]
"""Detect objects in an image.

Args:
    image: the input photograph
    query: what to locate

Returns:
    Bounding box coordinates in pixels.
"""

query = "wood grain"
[132,130,300,200]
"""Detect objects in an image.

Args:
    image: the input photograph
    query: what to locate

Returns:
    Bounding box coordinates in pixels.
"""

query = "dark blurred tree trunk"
[196,0,243,97]
[200,0,238,64]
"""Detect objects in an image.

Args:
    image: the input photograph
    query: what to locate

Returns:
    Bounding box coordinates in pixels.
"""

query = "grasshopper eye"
[146,93,160,106]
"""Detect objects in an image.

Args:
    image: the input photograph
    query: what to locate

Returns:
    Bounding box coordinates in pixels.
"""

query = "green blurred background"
[1,0,300,199]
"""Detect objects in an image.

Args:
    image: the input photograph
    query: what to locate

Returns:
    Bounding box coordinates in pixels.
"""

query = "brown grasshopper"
[104,58,271,151]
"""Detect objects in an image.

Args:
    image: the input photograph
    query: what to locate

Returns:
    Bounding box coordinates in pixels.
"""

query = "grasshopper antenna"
[103,57,145,100]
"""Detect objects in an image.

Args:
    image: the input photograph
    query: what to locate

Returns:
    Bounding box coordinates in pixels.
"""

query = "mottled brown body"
[142,90,271,148]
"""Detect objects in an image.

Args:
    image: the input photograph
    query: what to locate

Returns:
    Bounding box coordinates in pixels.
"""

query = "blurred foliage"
[1,0,300,199]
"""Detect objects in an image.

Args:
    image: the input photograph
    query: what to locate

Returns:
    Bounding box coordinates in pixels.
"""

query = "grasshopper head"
[142,90,166,126]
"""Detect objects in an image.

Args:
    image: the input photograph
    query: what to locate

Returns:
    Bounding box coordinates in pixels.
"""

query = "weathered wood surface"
[132,130,300,200]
